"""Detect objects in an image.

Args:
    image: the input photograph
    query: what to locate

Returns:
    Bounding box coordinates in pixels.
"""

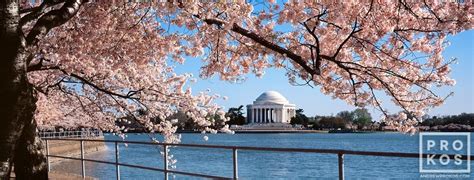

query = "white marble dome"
[254,91,289,105]
[247,91,296,124]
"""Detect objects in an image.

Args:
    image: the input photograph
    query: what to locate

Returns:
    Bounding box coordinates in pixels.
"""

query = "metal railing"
[43,138,474,180]
[38,130,103,138]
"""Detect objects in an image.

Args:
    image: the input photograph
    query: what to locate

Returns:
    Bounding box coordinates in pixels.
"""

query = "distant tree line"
[287,109,474,132]
[290,109,309,127]
[417,113,474,132]
[116,106,473,132]
[281,107,374,130]
[310,108,373,130]
[420,113,474,126]
[224,106,376,130]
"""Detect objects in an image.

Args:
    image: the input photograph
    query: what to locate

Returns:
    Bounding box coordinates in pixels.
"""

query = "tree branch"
[19,0,65,28]
[26,0,83,46]
[198,16,321,76]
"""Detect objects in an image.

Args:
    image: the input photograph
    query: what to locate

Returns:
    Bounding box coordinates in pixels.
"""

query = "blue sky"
[173,30,474,120]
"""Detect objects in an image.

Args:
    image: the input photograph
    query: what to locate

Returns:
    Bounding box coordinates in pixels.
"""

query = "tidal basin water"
[51,133,474,179]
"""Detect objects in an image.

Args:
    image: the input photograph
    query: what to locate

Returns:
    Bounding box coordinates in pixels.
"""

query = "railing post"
[338,153,344,180]
[232,148,238,180]
[45,139,50,172]
[115,142,120,180]
[163,144,168,180]
[80,140,85,178]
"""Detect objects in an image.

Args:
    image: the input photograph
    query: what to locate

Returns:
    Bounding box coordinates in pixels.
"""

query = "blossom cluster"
[22,1,473,139]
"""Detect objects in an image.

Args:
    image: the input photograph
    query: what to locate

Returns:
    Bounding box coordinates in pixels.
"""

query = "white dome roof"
[254,91,289,105]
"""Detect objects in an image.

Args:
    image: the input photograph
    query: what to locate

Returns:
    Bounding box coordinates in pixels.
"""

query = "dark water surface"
[50,133,474,179]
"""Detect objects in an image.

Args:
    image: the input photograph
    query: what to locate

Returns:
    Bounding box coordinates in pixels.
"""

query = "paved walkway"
[49,171,96,180]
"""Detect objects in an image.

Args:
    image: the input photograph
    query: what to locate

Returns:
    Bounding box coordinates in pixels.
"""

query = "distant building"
[246,91,296,124]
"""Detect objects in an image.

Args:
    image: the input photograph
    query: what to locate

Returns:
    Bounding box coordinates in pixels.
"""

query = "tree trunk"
[14,111,48,180]
[0,1,48,179]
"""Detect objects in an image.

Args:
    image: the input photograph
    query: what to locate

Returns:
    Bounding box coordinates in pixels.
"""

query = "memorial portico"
[246,91,296,124]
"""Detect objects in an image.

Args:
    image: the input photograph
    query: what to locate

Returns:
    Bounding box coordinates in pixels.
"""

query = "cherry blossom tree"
[0,0,472,178]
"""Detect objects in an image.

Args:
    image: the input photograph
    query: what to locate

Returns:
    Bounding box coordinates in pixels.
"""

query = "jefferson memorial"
[246,91,296,124]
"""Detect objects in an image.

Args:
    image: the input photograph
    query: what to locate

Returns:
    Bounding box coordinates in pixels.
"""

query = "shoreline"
[174,129,331,133]
[232,129,329,133]
[119,129,474,134]
[174,130,390,134]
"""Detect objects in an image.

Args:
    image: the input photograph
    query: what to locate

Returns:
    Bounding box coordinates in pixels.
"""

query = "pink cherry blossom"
[18,0,473,139]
